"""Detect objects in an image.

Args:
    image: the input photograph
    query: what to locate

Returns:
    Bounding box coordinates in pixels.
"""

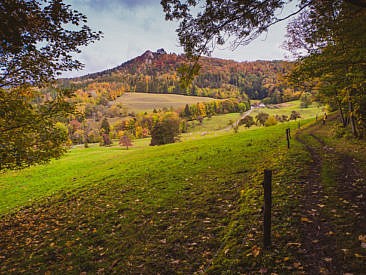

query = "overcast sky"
[63,0,298,78]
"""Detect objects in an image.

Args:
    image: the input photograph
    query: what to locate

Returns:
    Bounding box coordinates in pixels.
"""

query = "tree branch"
[345,0,366,8]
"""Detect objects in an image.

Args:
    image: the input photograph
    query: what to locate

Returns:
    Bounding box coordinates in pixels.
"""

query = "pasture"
[0,120,305,273]
[115,92,216,113]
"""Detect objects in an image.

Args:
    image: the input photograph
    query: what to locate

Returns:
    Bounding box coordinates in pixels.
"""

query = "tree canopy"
[161,0,365,58]
[0,88,73,170]
[285,1,366,136]
[161,0,366,137]
[0,0,101,170]
[0,0,101,88]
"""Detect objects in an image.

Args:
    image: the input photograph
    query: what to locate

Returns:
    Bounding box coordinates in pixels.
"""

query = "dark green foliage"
[183,104,191,118]
[0,0,100,170]
[0,0,102,87]
[290,111,301,121]
[239,115,255,128]
[100,133,112,146]
[100,118,111,134]
[150,112,181,146]
[0,88,73,170]
[180,98,250,121]
[286,1,366,137]
[255,112,269,126]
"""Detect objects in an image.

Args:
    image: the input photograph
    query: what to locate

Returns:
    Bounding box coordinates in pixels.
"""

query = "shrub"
[264,116,278,127]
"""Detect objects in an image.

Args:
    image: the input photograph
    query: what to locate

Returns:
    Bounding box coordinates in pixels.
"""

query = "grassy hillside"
[1,101,321,215]
[252,100,324,120]
[1,116,365,273]
[115,92,216,113]
[0,121,293,216]
[1,121,302,273]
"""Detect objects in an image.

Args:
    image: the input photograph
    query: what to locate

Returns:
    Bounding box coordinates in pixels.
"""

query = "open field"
[1,116,365,273]
[252,100,324,120]
[0,120,304,273]
[181,100,321,139]
[0,121,291,216]
[115,92,216,113]
[0,100,321,216]
[2,100,362,274]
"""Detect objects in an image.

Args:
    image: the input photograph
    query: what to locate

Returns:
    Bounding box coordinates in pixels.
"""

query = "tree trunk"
[336,97,347,127]
[349,99,358,137]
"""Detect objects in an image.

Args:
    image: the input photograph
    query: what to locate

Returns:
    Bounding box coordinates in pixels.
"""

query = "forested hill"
[60,49,298,102]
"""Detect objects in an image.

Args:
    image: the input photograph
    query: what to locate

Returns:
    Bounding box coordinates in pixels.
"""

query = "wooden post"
[286,128,290,149]
[263,169,272,248]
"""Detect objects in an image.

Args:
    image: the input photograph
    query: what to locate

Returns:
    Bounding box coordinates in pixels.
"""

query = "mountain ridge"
[61,49,298,102]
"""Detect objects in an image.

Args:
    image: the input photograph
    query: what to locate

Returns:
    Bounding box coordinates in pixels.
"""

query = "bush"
[264,116,278,127]
[290,111,301,121]
[239,115,255,128]
[255,112,269,126]
[150,112,181,146]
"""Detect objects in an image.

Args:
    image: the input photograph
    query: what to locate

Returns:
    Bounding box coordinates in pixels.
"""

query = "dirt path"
[223,107,255,131]
[295,133,340,274]
[295,122,366,274]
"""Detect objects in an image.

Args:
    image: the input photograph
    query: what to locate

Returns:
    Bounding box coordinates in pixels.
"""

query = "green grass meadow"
[252,100,324,120]
[0,121,291,215]
[0,100,322,273]
[0,120,307,272]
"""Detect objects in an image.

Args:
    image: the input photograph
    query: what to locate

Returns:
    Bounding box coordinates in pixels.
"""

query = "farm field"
[115,92,216,113]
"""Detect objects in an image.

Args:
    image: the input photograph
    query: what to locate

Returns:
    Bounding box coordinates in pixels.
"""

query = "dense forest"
[59,49,300,103]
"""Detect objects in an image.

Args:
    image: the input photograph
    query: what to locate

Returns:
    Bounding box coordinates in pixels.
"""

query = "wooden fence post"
[286,128,291,149]
[263,169,272,248]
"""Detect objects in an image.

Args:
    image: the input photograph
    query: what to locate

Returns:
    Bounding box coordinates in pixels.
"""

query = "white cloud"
[62,0,296,77]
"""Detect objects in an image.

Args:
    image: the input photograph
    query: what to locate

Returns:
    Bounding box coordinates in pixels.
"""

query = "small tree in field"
[119,135,133,150]
[240,115,255,128]
[255,112,269,126]
[290,111,301,121]
[264,116,278,127]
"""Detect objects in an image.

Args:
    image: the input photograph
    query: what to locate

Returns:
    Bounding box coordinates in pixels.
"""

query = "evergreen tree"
[183,104,191,118]
[100,118,111,134]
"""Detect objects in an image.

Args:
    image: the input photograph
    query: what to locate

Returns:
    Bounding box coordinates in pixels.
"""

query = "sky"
[63,0,298,78]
